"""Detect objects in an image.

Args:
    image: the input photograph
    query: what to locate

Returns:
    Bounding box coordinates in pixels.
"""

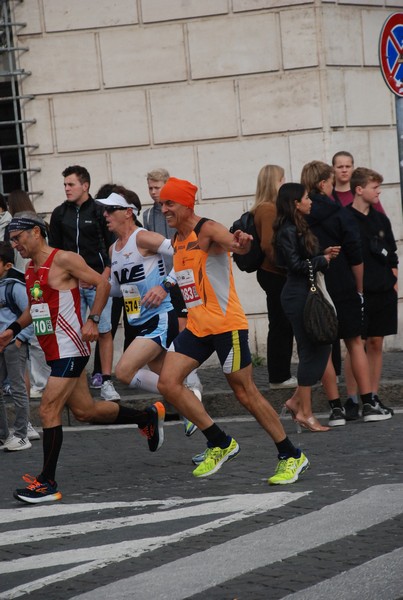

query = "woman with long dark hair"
[273,183,339,431]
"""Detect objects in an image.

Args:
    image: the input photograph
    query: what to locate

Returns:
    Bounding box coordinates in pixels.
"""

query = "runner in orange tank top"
[157,177,309,484]
[174,222,248,337]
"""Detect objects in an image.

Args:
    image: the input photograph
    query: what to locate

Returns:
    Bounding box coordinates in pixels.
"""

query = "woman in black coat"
[273,183,340,432]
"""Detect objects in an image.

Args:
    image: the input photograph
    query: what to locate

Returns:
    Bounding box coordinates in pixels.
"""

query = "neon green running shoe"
[268,452,309,485]
[193,437,240,478]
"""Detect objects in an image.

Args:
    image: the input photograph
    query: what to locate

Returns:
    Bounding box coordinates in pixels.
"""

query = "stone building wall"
[11,0,403,353]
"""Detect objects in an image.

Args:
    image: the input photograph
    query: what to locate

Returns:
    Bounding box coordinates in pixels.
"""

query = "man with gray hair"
[0,212,165,504]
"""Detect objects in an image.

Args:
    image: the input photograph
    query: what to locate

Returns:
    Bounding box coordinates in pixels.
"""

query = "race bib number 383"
[30,303,54,336]
[176,269,203,309]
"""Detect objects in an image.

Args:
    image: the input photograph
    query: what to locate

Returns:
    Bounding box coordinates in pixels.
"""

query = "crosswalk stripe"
[69,484,403,600]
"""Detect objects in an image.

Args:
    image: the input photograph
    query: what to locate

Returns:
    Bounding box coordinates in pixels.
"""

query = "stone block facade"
[10,0,403,354]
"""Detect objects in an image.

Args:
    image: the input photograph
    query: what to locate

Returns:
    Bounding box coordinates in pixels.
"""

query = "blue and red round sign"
[379,12,403,97]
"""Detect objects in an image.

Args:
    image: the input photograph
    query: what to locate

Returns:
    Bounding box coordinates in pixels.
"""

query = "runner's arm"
[136,230,174,256]
[199,220,252,255]
[56,251,111,341]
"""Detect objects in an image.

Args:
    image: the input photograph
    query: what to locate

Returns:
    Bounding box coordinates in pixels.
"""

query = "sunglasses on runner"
[102,206,129,214]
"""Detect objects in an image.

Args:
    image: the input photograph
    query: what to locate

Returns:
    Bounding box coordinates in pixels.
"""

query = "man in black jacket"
[49,165,120,401]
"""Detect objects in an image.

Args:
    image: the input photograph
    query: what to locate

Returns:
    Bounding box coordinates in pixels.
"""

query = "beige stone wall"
[11,0,403,354]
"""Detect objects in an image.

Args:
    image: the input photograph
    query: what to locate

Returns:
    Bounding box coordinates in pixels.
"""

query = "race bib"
[30,303,54,336]
[122,284,141,321]
[176,269,203,309]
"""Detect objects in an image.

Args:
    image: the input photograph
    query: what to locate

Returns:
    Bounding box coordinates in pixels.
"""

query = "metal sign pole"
[378,12,403,211]
[397,97,403,209]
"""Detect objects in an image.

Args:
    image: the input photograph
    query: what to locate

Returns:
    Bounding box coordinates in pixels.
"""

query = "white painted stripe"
[0,496,234,525]
[0,492,307,597]
[281,547,403,600]
[68,484,403,600]
[0,492,306,547]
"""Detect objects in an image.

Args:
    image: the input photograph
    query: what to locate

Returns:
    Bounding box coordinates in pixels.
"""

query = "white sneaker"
[270,376,298,390]
[3,434,32,452]
[0,435,11,448]
[27,422,41,440]
[30,387,43,399]
[100,380,121,401]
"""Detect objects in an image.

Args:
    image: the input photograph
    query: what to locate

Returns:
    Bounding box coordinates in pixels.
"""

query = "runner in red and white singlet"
[25,248,90,361]
[0,212,165,505]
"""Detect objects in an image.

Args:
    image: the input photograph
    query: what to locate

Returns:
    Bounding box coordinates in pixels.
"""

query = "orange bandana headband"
[159,177,198,209]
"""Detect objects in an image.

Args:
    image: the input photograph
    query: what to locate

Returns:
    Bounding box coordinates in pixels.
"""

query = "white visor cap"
[96,192,139,216]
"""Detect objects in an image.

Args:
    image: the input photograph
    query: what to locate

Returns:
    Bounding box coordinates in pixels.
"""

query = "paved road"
[1,410,402,600]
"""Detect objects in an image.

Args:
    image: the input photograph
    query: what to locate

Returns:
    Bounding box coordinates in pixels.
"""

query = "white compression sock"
[185,368,202,392]
[130,369,159,393]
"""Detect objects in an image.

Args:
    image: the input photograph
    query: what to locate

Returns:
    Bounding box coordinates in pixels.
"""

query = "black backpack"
[229,211,265,273]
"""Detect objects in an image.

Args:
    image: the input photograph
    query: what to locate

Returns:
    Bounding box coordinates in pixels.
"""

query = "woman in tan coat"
[252,165,296,390]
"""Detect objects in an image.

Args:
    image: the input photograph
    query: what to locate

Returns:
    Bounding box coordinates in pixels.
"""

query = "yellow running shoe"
[268,453,309,485]
[193,437,240,478]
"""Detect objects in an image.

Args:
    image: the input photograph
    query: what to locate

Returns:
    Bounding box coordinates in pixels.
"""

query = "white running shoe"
[3,434,32,452]
[27,422,41,440]
[30,387,43,399]
[270,376,298,390]
[100,380,121,401]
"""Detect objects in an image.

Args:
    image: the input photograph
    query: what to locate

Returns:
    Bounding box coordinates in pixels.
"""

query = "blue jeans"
[80,287,112,334]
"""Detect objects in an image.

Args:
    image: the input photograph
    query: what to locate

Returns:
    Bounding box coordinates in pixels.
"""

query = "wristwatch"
[160,278,175,293]
[88,314,100,324]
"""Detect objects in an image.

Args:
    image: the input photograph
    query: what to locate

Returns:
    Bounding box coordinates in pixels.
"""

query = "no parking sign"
[379,12,403,97]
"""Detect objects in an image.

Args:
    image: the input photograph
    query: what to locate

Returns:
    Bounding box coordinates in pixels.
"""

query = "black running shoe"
[139,401,165,452]
[343,398,360,421]
[14,474,62,504]
[373,395,394,416]
[328,407,346,427]
[362,401,393,423]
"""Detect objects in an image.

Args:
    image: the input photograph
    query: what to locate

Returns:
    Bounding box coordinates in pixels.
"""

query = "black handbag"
[303,260,338,345]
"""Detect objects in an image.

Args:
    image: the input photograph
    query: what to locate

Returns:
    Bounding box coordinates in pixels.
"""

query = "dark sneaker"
[328,407,346,427]
[139,401,165,452]
[344,398,360,421]
[362,401,393,423]
[14,474,62,504]
[373,395,394,416]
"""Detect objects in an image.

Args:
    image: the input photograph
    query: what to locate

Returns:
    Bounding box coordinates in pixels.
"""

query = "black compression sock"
[114,405,148,428]
[202,423,229,448]
[41,425,63,482]
[276,437,301,459]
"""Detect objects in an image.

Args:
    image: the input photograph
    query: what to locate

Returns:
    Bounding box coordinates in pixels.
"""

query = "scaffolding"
[0,0,41,197]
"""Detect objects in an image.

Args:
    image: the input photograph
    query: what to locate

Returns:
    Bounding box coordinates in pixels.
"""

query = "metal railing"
[0,0,41,197]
